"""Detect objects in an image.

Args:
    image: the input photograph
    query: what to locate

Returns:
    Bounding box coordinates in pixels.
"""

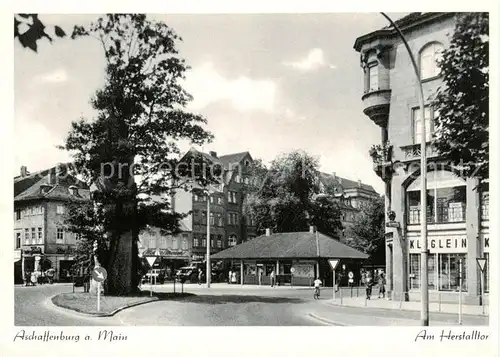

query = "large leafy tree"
[60,14,213,295]
[244,150,342,238]
[432,12,489,179]
[347,197,385,264]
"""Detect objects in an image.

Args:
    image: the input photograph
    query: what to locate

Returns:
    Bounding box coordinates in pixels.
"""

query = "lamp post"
[380,13,429,326]
[206,188,212,288]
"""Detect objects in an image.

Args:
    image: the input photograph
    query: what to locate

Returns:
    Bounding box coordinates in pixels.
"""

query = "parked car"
[176,267,199,283]
[142,269,166,284]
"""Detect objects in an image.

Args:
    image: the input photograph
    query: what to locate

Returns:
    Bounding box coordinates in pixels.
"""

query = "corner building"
[354,13,489,303]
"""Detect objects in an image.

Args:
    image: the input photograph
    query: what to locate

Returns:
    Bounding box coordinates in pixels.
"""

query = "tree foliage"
[432,12,489,179]
[243,150,343,238]
[60,14,213,294]
[14,14,66,52]
[347,197,385,264]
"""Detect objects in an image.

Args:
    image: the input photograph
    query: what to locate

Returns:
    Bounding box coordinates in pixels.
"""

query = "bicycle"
[313,286,320,299]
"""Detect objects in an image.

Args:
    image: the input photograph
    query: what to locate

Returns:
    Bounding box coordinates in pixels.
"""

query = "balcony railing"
[408,205,465,225]
[400,143,439,161]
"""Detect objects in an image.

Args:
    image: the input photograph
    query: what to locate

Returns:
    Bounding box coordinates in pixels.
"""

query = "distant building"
[14,165,90,283]
[318,172,380,242]
[354,13,489,303]
[138,148,257,266]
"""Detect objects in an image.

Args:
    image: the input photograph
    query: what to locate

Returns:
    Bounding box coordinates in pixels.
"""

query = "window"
[149,237,156,249]
[173,238,178,250]
[408,253,436,290]
[159,237,167,249]
[210,196,216,204]
[228,234,237,246]
[193,238,199,247]
[228,212,238,225]
[56,228,64,243]
[194,194,199,202]
[24,229,29,244]
[217,197,223,205]
[406,171,466,224]
[217,239,222,248]
[75,233,81,241]
[31,228,36,245]
[202,211,207,225]
[182,238,188,250]
[15,209,21,220]
[37,227,43,244]
[16,232,21,249]
[420,42,444,80]
[413,106,436,143]
[210,212,215,226]
[56,205,65,215]
[217,213,224,227]
[368,63,379,91]
[484,253,489,293]
[481,182,489,220]
[202,239,206,247]
[228,191,237,204]
[438,253,467,291]
[235,174,241,183]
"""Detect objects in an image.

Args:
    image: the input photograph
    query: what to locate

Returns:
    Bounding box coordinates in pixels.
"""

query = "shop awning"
[142,248,190,260]
[211,231,368,260]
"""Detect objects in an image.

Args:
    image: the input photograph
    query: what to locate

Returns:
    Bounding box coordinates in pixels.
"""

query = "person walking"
[365,271,373,300]
[231,271,237,284]
[198,269,203,285]
[270,269,275,287]
[378,271,386,299]
[228,269,232,284]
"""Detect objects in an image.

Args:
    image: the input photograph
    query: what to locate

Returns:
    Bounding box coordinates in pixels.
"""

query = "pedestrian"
[258,269,263,286]
[378,271,386,299]
[228,269,232,284]
[270,269,275,287]
[198,269,203,285]
[231,271,237,284]
[365,271,372,300]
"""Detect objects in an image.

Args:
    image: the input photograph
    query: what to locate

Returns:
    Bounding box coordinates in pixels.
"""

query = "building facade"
[139,149,257,266]
[14,166,90,283]
[319,172,380,243]
[354,13,489,303]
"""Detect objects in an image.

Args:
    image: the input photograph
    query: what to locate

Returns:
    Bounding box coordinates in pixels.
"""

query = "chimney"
[265,228,271,236]
[209,151,218,158]
[20,166,28,177]
[358,180,362,188]
[69,185,78,196]
[309,225,315,234]
[332,172,336,179]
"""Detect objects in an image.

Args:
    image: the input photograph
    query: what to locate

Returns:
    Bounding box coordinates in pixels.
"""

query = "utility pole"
[380,13,429,326]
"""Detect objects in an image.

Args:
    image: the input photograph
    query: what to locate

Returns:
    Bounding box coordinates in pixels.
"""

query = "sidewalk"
[328,295,489,316]
[151,282,312,290]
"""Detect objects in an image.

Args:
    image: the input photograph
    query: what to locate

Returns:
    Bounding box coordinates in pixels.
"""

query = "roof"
[353,12,455,52]
[319,172,377,194]
[14,171,90,203]
[218,151,252,168]
[210,231,368,260]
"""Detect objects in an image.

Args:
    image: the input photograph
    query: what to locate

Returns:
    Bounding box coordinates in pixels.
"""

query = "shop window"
[406,171,466,224]
[408,253,436,290]
[159,237,167,249]
[484,253,489,293]
[420,42,444,80]
[438,253,467,291]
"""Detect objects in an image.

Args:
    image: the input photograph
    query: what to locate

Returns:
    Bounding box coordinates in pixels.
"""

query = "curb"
[308,313,347,326]
[325,302,489,317]
[51,294,160,317]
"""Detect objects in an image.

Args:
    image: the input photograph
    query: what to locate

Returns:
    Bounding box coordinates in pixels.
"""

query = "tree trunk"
[106,229,135,295]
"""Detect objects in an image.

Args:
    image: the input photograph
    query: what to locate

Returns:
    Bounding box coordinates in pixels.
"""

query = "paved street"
[15,283,488,326]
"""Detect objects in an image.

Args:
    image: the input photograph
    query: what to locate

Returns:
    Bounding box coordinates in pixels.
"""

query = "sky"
[14,13,408,194]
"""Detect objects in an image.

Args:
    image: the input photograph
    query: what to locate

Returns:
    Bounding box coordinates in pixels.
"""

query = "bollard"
[438,292,441,312]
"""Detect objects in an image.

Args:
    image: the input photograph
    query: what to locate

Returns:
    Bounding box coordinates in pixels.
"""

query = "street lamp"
[380,13,429,326]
